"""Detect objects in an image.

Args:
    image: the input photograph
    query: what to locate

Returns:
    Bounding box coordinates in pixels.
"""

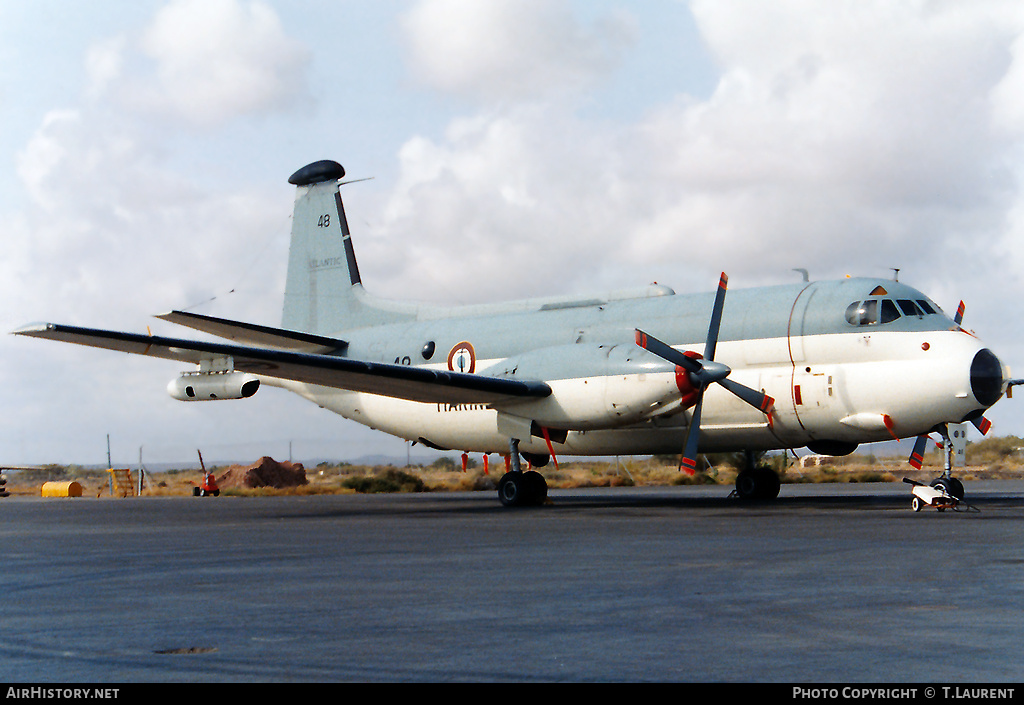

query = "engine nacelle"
[483,343,680,430]
[167,372,260,401]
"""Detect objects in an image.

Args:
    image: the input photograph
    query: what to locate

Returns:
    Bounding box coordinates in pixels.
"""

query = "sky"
[4,0,1024,468]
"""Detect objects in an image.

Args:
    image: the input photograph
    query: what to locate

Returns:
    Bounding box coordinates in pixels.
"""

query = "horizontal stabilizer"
[13,323,551,405]
[156,310,347,354]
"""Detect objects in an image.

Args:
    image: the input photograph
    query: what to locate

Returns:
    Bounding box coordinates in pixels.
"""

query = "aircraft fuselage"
[269,276,999,459]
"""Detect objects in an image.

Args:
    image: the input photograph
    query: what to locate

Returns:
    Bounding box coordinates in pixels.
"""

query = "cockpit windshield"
[845,297,940,326]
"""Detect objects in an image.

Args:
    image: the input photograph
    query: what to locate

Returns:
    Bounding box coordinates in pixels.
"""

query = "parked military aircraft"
[14,160,1020,506]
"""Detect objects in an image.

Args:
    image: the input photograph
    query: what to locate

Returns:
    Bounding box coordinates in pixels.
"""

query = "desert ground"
[4,434,1024,499]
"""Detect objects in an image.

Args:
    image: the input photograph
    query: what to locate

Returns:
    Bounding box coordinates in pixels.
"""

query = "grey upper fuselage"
[280,163,958,377]
[336,276,957,374]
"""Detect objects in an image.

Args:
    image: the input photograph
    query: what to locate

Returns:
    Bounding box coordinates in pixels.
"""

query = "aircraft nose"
[971,348,1004,407]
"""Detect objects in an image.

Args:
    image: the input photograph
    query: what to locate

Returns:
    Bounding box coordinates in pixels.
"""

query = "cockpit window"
[846,297,939,327]
[845,300,876,325]
[880,299,900,324]
[896,299,923,316]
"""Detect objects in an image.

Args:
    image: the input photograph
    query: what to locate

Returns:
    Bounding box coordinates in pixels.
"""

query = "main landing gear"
[497,438,549,507]
[732,451,781,501]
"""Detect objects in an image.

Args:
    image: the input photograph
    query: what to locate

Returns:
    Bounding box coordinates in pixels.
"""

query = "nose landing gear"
[905,423,976,512]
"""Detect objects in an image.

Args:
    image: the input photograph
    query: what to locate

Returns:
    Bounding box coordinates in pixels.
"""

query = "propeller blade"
[718,377,776,416]
[908,435,929,469]
[679,392,705,475]
[635,329,702,374]
[954,300,965,326]
[704,272,728,361]
[971,415,992,435]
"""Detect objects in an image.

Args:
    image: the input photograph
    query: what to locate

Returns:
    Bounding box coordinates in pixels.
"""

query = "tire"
[523,471,547,504]
[497,471,547,507]
[930,477,965,501]
[912,496,923,512]
[756,467,781,499]
[735,470,758,500]
[735,467,780,500]
[497,473,523,507]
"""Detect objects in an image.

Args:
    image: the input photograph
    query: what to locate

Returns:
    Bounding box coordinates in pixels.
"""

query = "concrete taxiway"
[2,481,1023,682]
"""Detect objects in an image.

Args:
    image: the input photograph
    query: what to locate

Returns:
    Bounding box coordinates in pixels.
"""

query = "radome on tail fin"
[282,160,414,335]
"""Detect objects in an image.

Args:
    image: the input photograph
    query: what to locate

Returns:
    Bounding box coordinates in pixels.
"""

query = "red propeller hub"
[675,351,703,408]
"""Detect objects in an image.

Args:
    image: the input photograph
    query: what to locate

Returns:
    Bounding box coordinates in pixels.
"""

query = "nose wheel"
[930,475,964,501]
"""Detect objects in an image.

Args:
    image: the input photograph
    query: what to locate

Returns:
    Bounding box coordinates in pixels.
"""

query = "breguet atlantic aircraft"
[14,160,1019,506]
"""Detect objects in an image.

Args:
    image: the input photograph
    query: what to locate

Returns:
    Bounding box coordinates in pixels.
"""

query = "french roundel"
[447,341,476,374]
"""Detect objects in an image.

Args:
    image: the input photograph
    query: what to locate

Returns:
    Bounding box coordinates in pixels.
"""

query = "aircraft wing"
[12,323,552,405]
[154,310,348,354]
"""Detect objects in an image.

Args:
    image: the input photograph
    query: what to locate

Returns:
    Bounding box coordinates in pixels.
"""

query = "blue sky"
[3,1,1024,467]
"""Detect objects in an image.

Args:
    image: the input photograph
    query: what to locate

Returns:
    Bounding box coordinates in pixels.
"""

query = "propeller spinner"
[635,273,775,474]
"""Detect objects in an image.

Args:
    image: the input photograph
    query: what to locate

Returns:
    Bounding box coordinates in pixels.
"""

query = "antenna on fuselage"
[891,268,900,281]
[793,268,809,282]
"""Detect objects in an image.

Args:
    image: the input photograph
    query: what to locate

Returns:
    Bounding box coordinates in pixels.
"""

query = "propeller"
[635,272,775,474]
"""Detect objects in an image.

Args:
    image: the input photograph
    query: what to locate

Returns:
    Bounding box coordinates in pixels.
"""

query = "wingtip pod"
[288,160,346,186]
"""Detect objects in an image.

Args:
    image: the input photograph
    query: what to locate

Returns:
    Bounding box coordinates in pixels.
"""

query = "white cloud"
[371,0,1024,308]
[9,0,313,324]
[399,0,636,103]
[101,0,311,128]
[0,0,313,463]
[12,104,287,323]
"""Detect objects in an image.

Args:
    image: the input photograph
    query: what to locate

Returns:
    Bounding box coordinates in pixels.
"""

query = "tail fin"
[282,160,413,334]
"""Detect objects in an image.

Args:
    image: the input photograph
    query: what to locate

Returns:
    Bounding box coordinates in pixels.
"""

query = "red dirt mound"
[213,456,308,490]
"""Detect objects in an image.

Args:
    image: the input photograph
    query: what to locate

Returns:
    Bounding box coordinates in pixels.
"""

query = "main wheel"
[735,467,780,500]
[497,471,547,507]
[735,470,758,499]
[756,467,781,499]
[523,470,547,504]
[497,473,523,506]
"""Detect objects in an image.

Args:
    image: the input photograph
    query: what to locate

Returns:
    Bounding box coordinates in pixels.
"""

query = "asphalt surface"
[2,480,1024,683]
